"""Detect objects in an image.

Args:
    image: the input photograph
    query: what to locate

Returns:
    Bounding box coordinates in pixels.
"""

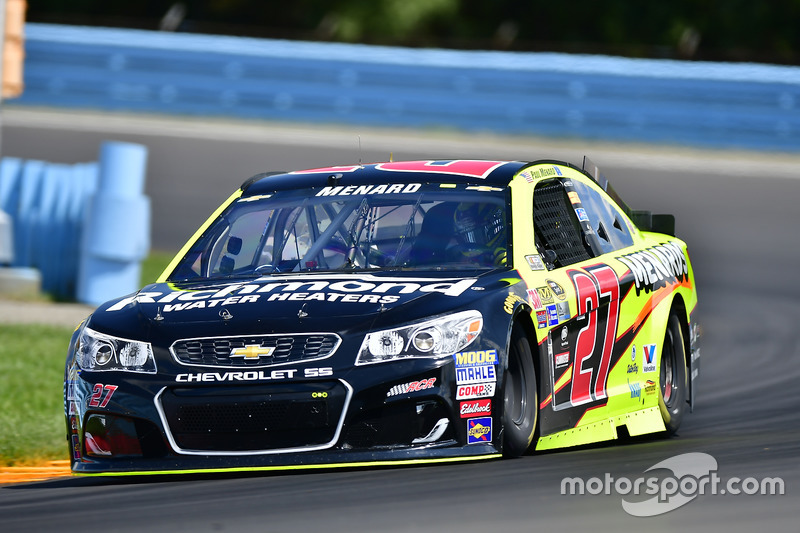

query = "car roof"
[242,160,532,195]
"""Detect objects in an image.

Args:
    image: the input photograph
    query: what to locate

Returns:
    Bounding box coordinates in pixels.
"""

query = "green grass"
[140,249,179,286]
[0,324,75,466]
[0,251,179,466]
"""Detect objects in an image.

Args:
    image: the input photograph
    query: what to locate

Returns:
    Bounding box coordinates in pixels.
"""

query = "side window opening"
[596,221,610,245]
[568,179,634,254]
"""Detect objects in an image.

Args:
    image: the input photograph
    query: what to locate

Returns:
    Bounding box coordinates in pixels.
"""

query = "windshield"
[167,184,510,281]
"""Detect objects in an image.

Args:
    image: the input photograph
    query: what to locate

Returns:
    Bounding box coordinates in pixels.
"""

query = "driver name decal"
[316,183,421,196]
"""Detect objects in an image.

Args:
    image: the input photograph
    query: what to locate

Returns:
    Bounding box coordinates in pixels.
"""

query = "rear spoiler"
[582,156,676,236]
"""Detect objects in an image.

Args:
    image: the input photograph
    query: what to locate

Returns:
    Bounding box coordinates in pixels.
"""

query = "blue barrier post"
[76,141,150,305]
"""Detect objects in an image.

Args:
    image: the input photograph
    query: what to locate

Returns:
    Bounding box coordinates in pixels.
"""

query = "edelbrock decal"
[106,275,477,313]
[459,399,491,418]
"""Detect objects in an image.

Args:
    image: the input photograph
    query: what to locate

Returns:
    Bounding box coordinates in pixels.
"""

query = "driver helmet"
[453,203,505,247]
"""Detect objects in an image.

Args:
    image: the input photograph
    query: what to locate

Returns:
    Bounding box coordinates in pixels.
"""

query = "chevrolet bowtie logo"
[230,345,275,360]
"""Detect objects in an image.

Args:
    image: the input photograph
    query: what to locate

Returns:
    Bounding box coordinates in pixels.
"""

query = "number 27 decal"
[568,265,620,406]
[88,384,118,408]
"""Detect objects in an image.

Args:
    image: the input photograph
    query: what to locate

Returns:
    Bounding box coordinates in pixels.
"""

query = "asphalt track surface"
[1,108,798,532]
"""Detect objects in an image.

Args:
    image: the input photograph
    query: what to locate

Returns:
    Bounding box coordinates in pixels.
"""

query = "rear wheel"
[502,325,538,457]
[659,313,688,435]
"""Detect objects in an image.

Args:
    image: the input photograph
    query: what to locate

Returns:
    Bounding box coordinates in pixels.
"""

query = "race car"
[64,158,699,475]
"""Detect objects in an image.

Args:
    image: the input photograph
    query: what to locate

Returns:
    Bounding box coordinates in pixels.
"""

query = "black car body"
[64,159,699,475]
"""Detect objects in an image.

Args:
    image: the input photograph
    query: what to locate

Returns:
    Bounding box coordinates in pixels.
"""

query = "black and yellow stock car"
[64,158,699,475]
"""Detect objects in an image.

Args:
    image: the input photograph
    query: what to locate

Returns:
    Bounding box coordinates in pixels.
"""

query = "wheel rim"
[661,327,676,406]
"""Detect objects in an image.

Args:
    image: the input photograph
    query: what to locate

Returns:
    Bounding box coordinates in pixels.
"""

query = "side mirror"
[541,249,558,269]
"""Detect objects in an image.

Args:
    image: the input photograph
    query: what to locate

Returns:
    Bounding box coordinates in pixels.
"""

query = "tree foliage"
[27,0,800,64]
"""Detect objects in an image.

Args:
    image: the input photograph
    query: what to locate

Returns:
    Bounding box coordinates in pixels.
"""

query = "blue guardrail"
[12,23,800,152]
[0,142,150,304]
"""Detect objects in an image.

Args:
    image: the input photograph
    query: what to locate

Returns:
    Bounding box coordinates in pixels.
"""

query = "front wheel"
[502,325,538,457]
[659,313,688,435]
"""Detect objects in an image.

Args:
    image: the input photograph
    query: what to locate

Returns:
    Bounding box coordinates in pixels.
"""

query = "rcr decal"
[386,377,436,397]
[175,367,333,383]
[616,241,689,296]
[106,276,477,312]
[315,183,421,197]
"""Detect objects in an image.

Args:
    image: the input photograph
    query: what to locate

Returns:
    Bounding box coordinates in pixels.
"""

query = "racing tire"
[659,313,688,435]
[502,325,538,457]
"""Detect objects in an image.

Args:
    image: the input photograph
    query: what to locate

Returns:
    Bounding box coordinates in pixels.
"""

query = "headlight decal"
[356,310,482,365]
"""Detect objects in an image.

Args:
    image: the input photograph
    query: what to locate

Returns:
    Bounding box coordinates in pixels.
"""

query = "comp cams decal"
[106,276,478,313]
[456,382,496,400]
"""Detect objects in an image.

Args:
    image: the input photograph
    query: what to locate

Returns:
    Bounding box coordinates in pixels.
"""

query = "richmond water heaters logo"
[105,275,477,313]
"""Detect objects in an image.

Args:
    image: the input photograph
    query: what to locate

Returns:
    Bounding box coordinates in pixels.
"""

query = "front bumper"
[66,357,503,474]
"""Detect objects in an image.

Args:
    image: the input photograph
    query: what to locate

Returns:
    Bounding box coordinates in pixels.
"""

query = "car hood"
[87,271,516,340]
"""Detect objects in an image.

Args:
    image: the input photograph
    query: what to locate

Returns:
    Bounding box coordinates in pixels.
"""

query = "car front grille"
[159,382,349,453]
[170,334,340,367]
